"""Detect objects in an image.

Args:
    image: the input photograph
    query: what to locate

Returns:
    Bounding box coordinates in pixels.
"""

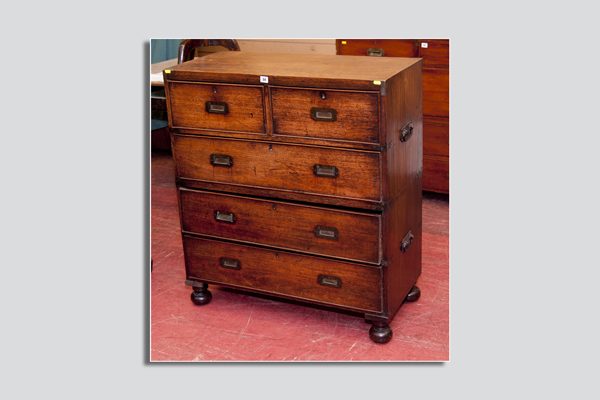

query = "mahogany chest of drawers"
[163,52,423,343]
[337,39,449,194]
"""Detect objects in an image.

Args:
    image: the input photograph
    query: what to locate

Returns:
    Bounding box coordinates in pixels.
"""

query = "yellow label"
[164,70,171,74]
[341,41,346,44]
[373,80,381,85]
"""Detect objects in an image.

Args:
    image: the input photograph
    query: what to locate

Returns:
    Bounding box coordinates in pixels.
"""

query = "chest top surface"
[164,52,422,91]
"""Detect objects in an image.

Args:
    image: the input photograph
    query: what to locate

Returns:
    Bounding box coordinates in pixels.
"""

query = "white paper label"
[260,76,269,83]
[421,42,428,48]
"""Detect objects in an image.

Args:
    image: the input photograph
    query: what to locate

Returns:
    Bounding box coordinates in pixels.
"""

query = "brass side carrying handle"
[210,154,233,167]
[206,101,228,114]
[318,274,342,288]
[220,257,241,270]
[214,210,235,223]
[401,230,414,253]
[313,164,339,178]
[400,122,414,142]
[314,225,339,241]
[367,47,385,57]
[310,108,337,122]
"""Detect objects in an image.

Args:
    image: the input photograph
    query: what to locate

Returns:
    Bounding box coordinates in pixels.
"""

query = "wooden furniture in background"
[337,39,449,194]
[163,52,423,343]
[178,39,240,63]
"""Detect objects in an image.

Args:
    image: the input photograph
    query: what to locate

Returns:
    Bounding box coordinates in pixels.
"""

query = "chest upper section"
[163,52,422,150]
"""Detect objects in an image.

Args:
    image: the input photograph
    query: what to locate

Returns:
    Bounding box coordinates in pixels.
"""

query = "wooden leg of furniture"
[369,321,393,344]
[190,283,212,306]
[404,285,421,303]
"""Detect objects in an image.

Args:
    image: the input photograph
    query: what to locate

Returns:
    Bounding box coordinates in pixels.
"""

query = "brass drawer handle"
[314,225,339,241]
[220,257,240,270]
[210,154,233,167]
[401,230,414,253]
[205,101,228,114]
[214,210,235,223]
[367,47,385,57]
[318,274,342,288]
[313,164,339,178]
[310,107,337,122]
[400,122,413,142]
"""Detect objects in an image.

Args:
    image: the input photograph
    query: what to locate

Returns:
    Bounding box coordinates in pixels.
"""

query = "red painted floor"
[151,150,449,361]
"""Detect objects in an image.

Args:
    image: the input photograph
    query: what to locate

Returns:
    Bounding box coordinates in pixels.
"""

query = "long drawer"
[423,120,449,157]
[423,156,449,193]
[271,87,380,144]
[183,235,383,312]
[180,188,381,264]
[419,40,449,67]
[423,69,449,118]
[172,135,382,201]
[337,39,419,58]
[167,81,266,133]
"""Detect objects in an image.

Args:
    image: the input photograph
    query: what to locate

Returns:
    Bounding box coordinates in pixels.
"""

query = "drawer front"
[271,87,380,144]
[183,235,382,312]
[173,135,382,201]
[337,39,418,58]
[423,156,449,193]
[167,82,265,133]
[180,188,381,264]
[423,121,449,157]
[423,68,449,118]
[419,40,449,67]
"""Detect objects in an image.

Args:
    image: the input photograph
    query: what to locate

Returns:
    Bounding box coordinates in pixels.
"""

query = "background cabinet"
[336,39,449,194]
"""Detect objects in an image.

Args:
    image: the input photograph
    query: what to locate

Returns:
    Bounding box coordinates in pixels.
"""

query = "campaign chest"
[162,52,423,343]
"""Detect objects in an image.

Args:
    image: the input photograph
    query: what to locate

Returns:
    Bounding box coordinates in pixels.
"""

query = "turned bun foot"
[405,285,421,302]
[190,284,212,306]
[369,323,393,344]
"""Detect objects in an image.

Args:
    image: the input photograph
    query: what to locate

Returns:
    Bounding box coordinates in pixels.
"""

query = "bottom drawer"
[183,235,382,313]
[423,156,449,193]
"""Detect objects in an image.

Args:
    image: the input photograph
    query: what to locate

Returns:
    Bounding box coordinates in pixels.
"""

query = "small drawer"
[271,87,380,144]
[423,69,449,118]
[423,156,449,194]
[183,235,382,312]
[173,135,382,202]
[337,39,419,58]
[180,188,382,264]
[418,40,449,67]
[423,121,449,157]
[167,81,265,133]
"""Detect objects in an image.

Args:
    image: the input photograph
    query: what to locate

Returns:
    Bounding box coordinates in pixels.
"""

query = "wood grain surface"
[183,235,382,312]
[164,52,421,91]
[271,87,380,143]
[172,134,382,202]
[167,81,265,133]
[336,39,418,58]
[423,121,449,157]
[179,188,381,264]
[423,156,449,194]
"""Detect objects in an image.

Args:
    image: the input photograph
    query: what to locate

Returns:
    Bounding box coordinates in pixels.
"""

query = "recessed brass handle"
[318,274,342,288]
[314,225,339,241]
[400,122,413,142]
[310,108,337,122]
[210,154,233,167]
[206,101,228,114]
[214,210,235,223]
[367,47,385,57]
[401,230,414,253]
[313,164,339,178]
[220,257,240,270]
